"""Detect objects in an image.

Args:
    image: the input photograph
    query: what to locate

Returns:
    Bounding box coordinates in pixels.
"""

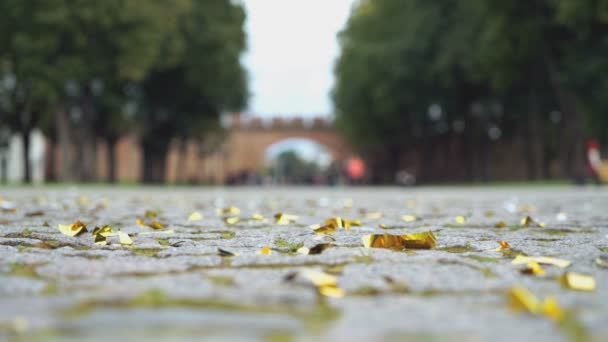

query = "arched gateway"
[199,114,353,183]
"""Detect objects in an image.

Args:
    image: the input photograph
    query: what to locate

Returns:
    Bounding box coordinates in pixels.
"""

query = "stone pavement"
[0,186,607,342]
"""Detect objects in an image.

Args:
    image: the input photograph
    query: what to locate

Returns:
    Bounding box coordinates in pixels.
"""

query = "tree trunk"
[21,125,32,183]
[142,141,168,183]
[56,106,73,181]
[107,136,118,183]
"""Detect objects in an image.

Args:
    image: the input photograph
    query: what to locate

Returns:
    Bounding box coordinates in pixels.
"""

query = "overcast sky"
[242,0,355,117]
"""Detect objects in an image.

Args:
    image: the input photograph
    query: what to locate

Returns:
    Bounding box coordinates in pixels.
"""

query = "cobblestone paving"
[1,186,607,342]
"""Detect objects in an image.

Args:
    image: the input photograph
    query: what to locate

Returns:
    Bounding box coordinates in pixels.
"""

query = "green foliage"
[333,0,608,182]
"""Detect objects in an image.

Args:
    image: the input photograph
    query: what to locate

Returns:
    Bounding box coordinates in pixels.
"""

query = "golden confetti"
[58,220,87,237]
[92,225,114,237]
[494,220,507,228]
[512,255,571,268]
[217,206,240,215]
[258,246,272,255]
[362,231,436,250]
[350,219,362,226]
[402,215,417,222]
[560,272,596,291]
[118,231,133,245]
[144,210,158,218]
[218,248,238,257]
[224,217,240,225]
[148,220,165,230]
[454,216,466,224]
[288,269,345,298]
[325,217,351,229]
[520,262,545,276]
[314,224,337,235]
[508,286,539,314]
[94,234,108,246]
[275,213,298,225]
[298,243,333,255]
[251,213,265,220]
[378,223,388,229]
[541,296,565,321]
[136,218,145,227]
[188,212,203,221]
[521,216,544,227]
[496,240,511,251]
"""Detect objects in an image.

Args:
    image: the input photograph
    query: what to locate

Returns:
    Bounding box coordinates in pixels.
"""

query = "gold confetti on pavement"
[144,210,158,218]
[92,225,114,237]
[118,231,133,246]
[325,217,351,229]
[314,225,337,235]
[94,234,108,246]
[298,243,333,255]
[251,213,265,220]
[362,231,436,250]
[216,206,240,215]
[402,215,417,222]
[58,220,88,237]
[494,220,507,228]
[508,286,565,321]
[188,211,203,221]
[148,220,165,230]
[286,269,345,298]
[224,217,240,225]
[257,245,272,255]
[275,213,298,225]
[520,262,545,276]
[512,255,571,268]
[496,240,510,251]
[521,216,545,227]
[454,216,466,224]
[560,272,596,291]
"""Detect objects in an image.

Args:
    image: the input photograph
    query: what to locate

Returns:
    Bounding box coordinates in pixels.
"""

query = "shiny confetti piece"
[58,220,87,237]
[251,213,265,220]
[218,248,238,257]
[402,215,417,222]
[521,216,544,227]
[217,206,240,215]
[136,218,145,226]
[560,272,596,291]
[508,286,539,314]
[520,262,545,276]
[275,213,298,225]
[378,223,388,229]
[94,234,108,246]
[362,231,436,250]
[494,220,507,228]
[188,212,203,221]
[454,216,466,224]
[224,217,240,225]
[314,224,337,235]
[318,285,345,298]
[512,255,571,268]
[541,296,565,321]
[148,220,165,230]
[298,243,333,255]
[325,217,351,229]
[144,210,158,218]
[92,225,114,237]
[257,246,272,255]
[350,219,362,226]
[118,231,133,246]
[496,240,510,251]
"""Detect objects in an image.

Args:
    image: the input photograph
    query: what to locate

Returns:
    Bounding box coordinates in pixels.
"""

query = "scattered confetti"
[454,216,466,224]
[508,286,564,321]
[520,262,545,276]
[58,220,88,237]
[275,213,298,225]
[218,248,239,257]
[217,206,240,215]
[362,231,436,250]
[521,216,544,227]
[512,255,571,268]
[257,246,272,255]
[298,243,333,255]
[314,225,337,235]
[224,217,240,225]
[188,212,203,221]
[494,220,507,228]
[496,240,510,251]
[148,220,165,230]
[118,231,133,246]
[92,225,114,237]
[285,269,345,298]
[560,272,596,291]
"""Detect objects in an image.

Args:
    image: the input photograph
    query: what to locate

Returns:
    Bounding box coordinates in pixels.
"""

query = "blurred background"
[1,0,608,186]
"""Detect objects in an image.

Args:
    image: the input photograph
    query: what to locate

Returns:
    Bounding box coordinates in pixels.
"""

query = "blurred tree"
[271,150,320,184]
[0,0,66,183]
[137,0,248,183]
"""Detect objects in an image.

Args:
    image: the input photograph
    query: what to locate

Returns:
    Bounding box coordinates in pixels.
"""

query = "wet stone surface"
[0,186,607,341]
